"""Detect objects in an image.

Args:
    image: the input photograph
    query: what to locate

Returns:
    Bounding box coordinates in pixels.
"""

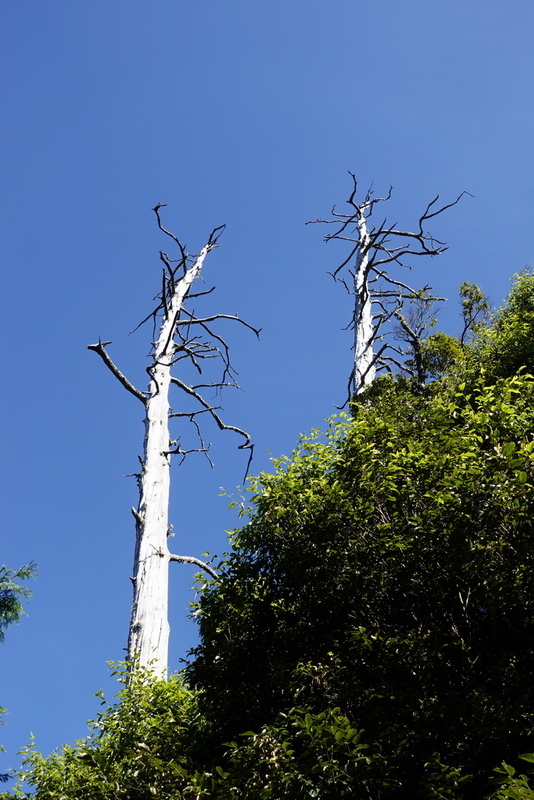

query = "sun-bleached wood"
[89,211,256,678]
[309,175,469,399]
[127,241,211,676]
[351,208,376,393]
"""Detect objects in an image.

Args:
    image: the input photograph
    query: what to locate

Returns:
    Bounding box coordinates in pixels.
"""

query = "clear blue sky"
[1,0,533,778]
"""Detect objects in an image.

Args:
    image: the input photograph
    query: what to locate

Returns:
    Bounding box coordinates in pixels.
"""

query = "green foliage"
[190,369,534,798]
[6,664,208,800]
[420,331,465,379]
[0,564,37,644]
[459,282,490,344]
[7,668,382,799]
[466,272,534,381]
[9,273,534,799]
[216,707,383,799]
[1,564,36,782]
[489,755,534,800]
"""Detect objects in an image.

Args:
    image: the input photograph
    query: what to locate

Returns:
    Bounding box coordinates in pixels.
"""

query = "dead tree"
[88,206,259,678]
[308,174,469,399]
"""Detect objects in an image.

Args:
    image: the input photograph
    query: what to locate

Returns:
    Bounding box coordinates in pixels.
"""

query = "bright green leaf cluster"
[0,564,37,644]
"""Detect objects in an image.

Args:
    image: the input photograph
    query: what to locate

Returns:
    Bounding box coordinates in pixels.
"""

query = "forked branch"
[170,377,253,451]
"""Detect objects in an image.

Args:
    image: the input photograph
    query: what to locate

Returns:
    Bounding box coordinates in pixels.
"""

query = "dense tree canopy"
[190,376,534,797]
[6,274,534,799]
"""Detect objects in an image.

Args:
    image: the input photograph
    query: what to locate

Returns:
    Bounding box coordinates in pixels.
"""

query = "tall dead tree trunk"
[309,174,469,399]
[352,207,376,392]
[89,207,258,678]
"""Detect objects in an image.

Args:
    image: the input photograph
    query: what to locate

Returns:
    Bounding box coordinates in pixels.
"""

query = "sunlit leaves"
[189,368,534,798]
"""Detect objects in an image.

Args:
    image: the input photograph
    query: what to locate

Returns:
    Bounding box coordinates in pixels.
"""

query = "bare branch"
[129,306,162,336]
[176,313,261,338]
[87,340,147,404]
[378,354,406,371]
[207,224,226,245]
[166,442,214,468]
[152,204,187,265]
[188,286,216,299]
[168,408,216,419]
[191,382,236,390]
[418,191,473,231]
[169,553,218,580]
[177,310,238,384]
[168,410,215,467]
[170,377,252,450]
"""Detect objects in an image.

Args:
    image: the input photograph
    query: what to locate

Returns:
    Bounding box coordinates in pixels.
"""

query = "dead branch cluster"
[308,174,470,395]
[89,205,260,472]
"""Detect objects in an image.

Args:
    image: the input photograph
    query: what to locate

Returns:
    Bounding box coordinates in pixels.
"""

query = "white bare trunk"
[353,213,376,395]
[89,217,255,680]
[127,363,171,676]
[127,246,211,677]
